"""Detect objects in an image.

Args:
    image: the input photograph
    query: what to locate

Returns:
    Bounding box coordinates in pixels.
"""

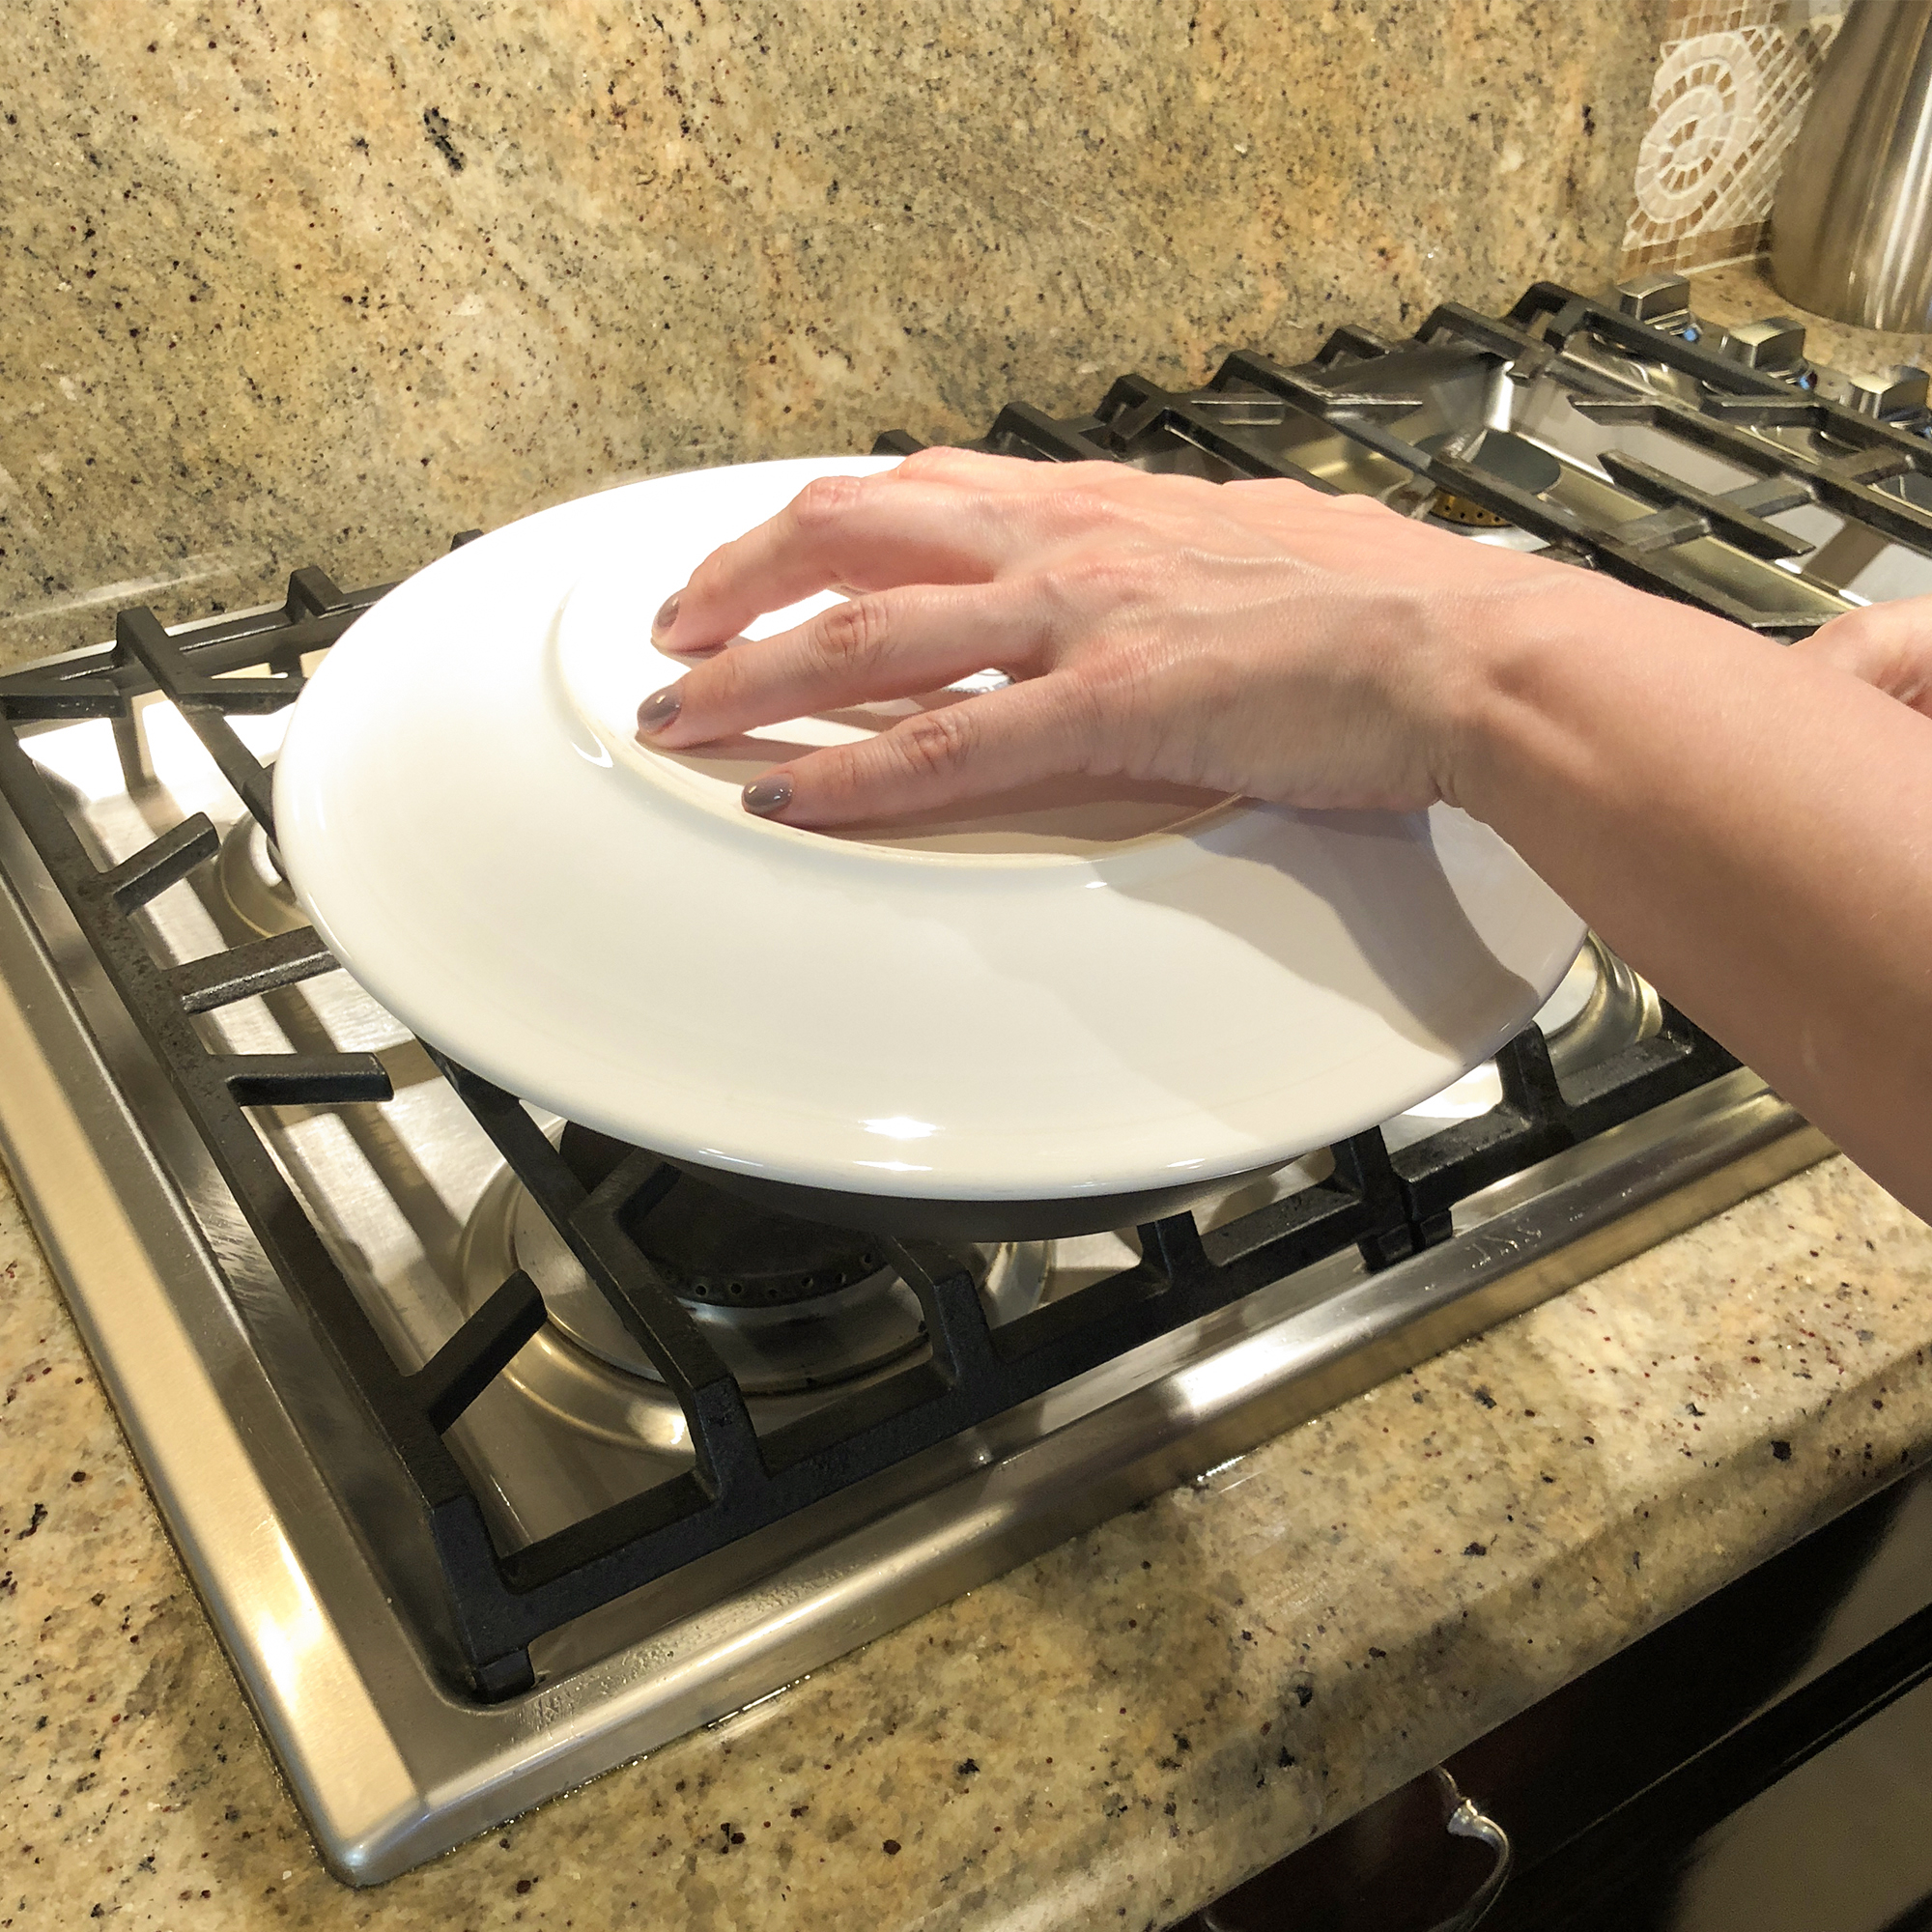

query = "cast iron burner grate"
[882,282,1932,637]
[5,281,1912,1700]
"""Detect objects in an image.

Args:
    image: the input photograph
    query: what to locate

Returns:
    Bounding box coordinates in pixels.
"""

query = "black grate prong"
[170,926,338,1012]
[1495,1025,1569,1122]
[985,401,1114,461]
[115,607,288,833]
[1598,450,1814,561]
[1138,1212,1212,1285]
[568,1153,769,1503]
[411,1270,548,1434]
[218,1053,393,1107]
[285,565,347,618]
[568,1151,742,1397]
[99,816,220,912]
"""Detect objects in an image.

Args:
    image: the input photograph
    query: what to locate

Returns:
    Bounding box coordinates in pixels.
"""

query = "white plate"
[273,456,1586,1210]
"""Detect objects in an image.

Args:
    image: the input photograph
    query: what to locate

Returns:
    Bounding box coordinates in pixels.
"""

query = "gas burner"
[457,1138,1051,1408]
[1418,427,1562,526]
[214,814,303,936]
[557,1125,888,1308]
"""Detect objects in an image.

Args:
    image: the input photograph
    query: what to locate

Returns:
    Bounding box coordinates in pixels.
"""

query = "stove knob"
[1846,365,1931,416]
[1614,272,1691,323]
[1718,316,1808,370]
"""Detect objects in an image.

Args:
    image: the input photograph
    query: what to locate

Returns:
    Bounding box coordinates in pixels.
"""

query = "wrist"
[1424,569,1732,823]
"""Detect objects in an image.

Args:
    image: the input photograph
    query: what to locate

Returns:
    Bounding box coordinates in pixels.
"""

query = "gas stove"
[1,273,1910,1882]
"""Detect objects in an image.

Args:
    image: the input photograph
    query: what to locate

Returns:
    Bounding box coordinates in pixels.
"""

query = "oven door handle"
[1426,1767,1513,1932]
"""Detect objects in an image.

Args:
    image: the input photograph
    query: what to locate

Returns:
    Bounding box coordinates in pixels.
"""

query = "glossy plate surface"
[273,456,1586,1208]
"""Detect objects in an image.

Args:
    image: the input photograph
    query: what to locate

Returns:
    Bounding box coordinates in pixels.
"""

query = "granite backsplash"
[1,1,1663,668]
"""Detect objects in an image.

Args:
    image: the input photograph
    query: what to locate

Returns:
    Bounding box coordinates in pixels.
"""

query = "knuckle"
[1045,549,1148,610]
[679,654,739,720]
[1807,604,1892,667]
[1816,602,1881,640]
[895,445,975,483]
[1074,639,1211,781]
[682,539,736,605]
[811,596,891,673]
[1066,460,1153,498]
[1069,645,1151,743]
[1043,484,1123,530]
[1048,662,1117,754]
[887,704,975,781]
[790,472,866,532]
[804,744,865,804]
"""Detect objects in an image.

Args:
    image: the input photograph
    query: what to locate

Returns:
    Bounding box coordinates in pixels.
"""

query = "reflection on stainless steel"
[1772,0,1932,331]
[1547,935,1662,1078]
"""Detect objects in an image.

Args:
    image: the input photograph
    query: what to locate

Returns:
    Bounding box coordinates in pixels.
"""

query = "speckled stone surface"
[0,0,1664,668]
[1689,255,1932,382]
[4,1144,1931,1928]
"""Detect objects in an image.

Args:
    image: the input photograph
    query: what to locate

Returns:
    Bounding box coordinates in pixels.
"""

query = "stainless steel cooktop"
[0,272,1897,1880]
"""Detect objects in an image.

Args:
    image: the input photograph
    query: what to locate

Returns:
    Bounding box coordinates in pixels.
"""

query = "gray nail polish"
[652,592,682,636]
[637,685,682,734]
[742,775,794,817]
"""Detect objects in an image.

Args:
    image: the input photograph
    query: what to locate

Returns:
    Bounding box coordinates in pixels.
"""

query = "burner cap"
[1419,427,1562,526]
[560,1123,886,1306]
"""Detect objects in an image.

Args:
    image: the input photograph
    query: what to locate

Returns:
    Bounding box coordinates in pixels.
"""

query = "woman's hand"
[634,448,1932,1217]
[638,447,1613,825]
[1794,594,1932,718]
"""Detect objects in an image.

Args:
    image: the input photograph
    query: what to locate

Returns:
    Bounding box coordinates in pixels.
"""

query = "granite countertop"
[4,1140,1931,1929]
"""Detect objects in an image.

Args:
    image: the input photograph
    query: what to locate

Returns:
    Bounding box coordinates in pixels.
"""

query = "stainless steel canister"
[1771,0,1932,331]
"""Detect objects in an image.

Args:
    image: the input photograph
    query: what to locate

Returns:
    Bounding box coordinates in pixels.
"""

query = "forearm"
[1445,576,1932,1217]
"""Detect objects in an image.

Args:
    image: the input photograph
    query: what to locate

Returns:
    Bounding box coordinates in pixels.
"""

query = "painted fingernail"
[637,684,682,735]
[742,774,794,817]
[652,592,682,636]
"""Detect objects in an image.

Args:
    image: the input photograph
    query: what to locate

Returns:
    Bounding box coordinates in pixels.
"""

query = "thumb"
[1796,601,1932,717]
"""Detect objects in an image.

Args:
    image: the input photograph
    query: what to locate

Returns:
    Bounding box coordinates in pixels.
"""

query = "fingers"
[657,460,1041,656]
[1796,599,1932,717]
[639,584,1044,747]
[732,674,1100,828]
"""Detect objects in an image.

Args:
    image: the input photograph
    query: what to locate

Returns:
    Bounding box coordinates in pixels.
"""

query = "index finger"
[655,456,1045,655]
